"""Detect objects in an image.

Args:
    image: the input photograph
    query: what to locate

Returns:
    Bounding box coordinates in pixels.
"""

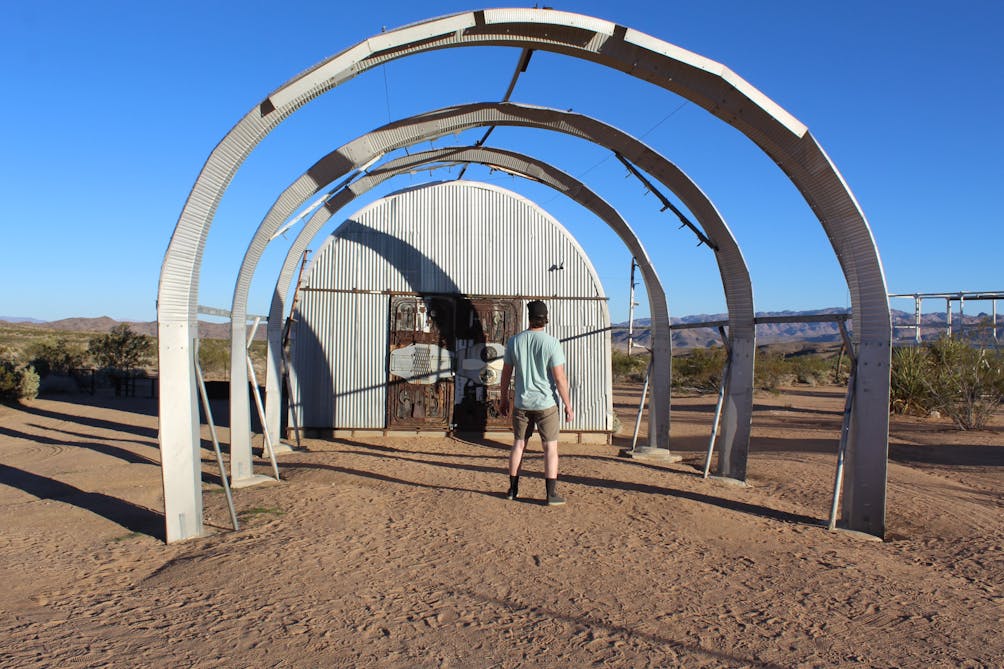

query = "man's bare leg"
[543,440,558,479]
[543,439,565,505]
[507,439,526,500]
[509,439,526,476]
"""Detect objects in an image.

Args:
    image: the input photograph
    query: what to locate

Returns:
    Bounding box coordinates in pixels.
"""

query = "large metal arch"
[225,104,755,489]
[256,146,727,453]
[159,9,890,542]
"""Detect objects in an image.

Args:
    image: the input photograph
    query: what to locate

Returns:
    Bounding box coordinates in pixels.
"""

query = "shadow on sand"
[0,464,165,541]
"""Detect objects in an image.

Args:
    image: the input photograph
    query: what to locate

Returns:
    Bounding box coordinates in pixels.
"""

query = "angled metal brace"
[615,153,719,251]
[828,319,857,530]
[703,325,732,478]
[458,48,534,180]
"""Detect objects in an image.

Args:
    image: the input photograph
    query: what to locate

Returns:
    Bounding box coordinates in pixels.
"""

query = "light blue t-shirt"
[504,329,566,410]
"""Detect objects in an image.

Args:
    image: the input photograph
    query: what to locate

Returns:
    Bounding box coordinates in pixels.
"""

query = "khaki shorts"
[513,405,560,443]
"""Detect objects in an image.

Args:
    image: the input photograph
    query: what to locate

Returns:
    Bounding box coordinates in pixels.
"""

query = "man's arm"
[499,362,513,416]
[551,364,575,422]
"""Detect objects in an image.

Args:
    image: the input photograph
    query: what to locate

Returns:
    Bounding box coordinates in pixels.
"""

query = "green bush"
[89,324,153,373]
[19,365,39,400]
[754,351,789,392]
[198,338,231,379]
[0,347,39,402]
[28,338,88,377]
[890,346,932,416]
[785,353,834,386]
[672,347,727,392]
[667,347,840,394]
[925,337,1004,430]
[889,338,1004,429]
[611,350,649,382]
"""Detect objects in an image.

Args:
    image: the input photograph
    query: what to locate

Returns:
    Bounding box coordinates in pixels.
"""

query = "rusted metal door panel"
[387,295,454,429]
[454,299,520,431]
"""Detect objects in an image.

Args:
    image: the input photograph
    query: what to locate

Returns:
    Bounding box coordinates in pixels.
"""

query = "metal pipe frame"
[889,292,1004,344]
[159,9,890,542]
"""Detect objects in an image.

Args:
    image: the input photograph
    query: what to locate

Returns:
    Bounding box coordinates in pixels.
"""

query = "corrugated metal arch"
[160,9,889,542]
[226,106,755,491]
[259,148,678,452]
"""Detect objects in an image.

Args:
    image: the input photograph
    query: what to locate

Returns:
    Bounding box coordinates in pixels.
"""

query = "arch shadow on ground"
[293,438,821,528]
[0,464,165,541]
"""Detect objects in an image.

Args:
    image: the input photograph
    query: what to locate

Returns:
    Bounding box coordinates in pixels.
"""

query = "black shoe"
[544,478,564,505]
[506,475,519,500]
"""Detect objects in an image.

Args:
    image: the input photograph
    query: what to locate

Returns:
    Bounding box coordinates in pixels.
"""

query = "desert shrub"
[28,338,88,377]
[672,347,727,392]
[0,347,39,402]
[831,350,852,384]
[89,324,153,373]
[751,349,843,391]
[785,353,834,386]
[198,338,231,379]
[889,345,933,416]
[754,351,790,391]
[611,350,649,382]
[19,365,40,400]
[924,337,1004,430]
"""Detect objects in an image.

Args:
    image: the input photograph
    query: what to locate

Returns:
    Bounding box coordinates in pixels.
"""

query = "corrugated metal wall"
[289,180,611,432]
[289,291,388,429]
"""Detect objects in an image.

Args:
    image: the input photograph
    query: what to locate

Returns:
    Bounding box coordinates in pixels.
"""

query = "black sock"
[545,478,557,497]
[507,475,519,497]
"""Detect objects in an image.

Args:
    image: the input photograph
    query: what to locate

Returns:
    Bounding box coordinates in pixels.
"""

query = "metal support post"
[247,354,280,481]
[194,340,239,531]
[702,326,732,478]
[281,346,302,448]
[247,317,280,481]
[991,301,999,343]
[703,355,732,479]
[828,320,858,531]
[946,299,952,337]
[959,294,965,338]
[628,257,638,357]
[914,295,922,344]
[629,359,653,453]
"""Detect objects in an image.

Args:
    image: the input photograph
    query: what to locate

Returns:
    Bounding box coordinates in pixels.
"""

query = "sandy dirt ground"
[1,382,1002,668]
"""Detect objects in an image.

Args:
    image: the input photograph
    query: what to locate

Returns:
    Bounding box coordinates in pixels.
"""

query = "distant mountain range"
[612,308,1002,349]
[0,316,46,323]
[2,308,999,348]
[0,316,254,340]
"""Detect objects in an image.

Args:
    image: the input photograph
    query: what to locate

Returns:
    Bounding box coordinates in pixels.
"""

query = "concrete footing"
[619,447,682,463]
[707,475,748,488]
[230,474,277,489]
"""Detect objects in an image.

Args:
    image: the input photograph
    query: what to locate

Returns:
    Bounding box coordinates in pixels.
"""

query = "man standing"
[499,300,575,505]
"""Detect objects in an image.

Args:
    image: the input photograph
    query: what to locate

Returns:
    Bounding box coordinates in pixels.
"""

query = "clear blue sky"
[2,0,1001,323]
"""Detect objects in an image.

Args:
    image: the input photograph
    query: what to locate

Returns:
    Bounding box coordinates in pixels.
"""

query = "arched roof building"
[287,180,612,437]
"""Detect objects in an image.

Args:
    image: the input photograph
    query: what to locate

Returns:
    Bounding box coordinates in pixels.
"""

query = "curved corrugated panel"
[548,299,612,432]
[289,292,389,429]
[316,182,603,299]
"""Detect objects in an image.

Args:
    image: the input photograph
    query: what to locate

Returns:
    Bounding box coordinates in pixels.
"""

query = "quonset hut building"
[285,180,613,440]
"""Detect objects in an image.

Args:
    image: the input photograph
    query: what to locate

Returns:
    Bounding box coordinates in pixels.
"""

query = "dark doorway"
[386,295,455,429]
[453,298,520,432]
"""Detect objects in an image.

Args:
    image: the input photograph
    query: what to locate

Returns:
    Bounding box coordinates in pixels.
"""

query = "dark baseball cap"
[527,300,548,319]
